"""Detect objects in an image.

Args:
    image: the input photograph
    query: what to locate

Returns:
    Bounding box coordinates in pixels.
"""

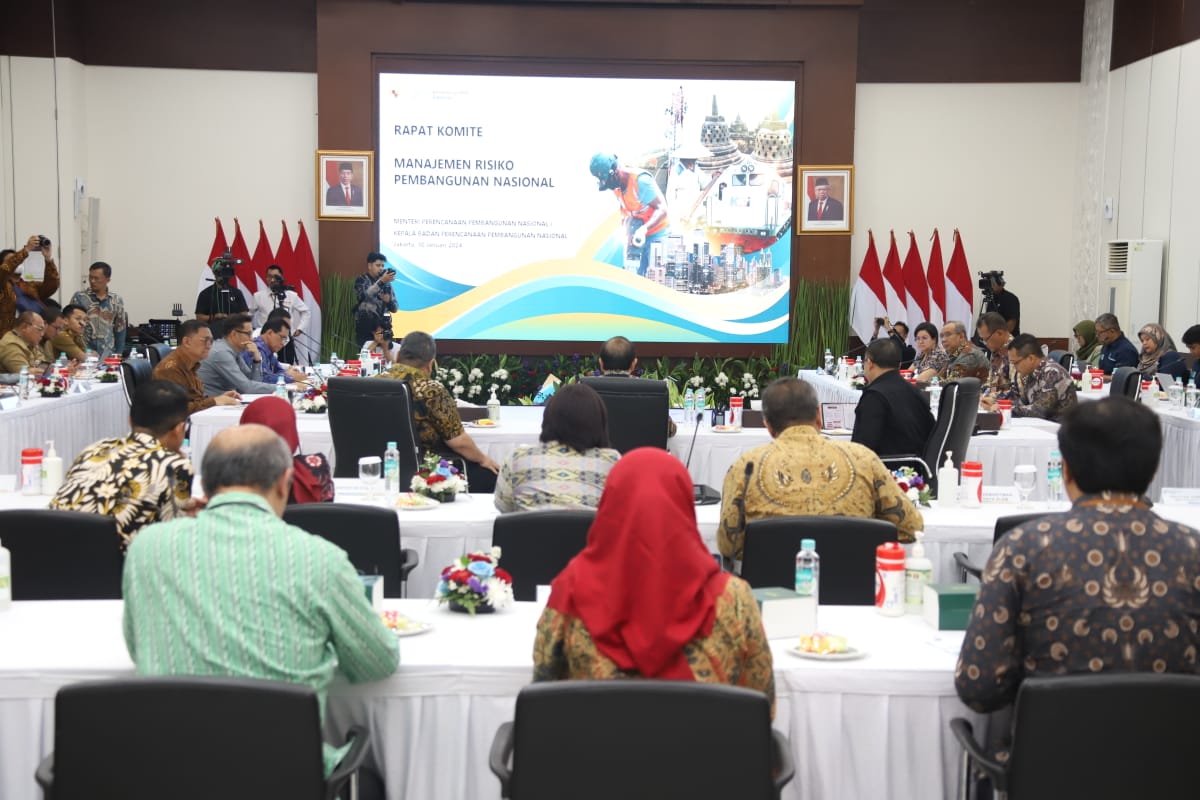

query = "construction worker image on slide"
[589,153,670,277]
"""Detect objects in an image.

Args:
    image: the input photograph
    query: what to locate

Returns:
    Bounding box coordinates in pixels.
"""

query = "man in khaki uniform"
[718,377,923,560]
[0,311,50,373]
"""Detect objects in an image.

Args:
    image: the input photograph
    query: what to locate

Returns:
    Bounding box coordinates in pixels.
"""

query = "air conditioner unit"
[1103,239,1163,329]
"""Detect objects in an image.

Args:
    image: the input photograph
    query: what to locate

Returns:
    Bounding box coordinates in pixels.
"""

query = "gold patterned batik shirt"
[955,495,1200,713]
[376,362,465,453]
[49,431,194,550]
[532,576,776,716]
[717,424,923,559]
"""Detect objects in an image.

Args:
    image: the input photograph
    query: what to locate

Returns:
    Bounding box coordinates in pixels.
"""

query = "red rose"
[495,567,512,584]
[426,474,446,485]
[450,569,472,584]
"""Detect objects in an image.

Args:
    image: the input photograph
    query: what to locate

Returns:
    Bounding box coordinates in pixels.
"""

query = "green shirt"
[122,492,399,773]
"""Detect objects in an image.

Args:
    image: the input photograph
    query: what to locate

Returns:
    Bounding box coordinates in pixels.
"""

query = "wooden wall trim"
[1112,0,1200,70]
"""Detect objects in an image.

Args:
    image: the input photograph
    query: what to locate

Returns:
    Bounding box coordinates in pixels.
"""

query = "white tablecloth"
[0,383,126,475]
[1146,404,1200,501]
[0,599,982,800]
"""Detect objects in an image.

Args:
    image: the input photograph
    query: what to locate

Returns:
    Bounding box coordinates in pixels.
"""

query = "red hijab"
[547,448,730,680]
[239,396,324,504]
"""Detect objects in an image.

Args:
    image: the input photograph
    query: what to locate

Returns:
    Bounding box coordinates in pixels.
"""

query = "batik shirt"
[955,494,1200,713]
[122,492,399,774]
[0,249,59,337]
[353,272,398,324]
[493,441,621,512]
[717,425,923,559]
[376,362,464,452]
[912,348,950,377]
[986,337,1016,399]
[70,288,127,359]
[533,576,776,715]
[1012,358,1078,422]
[943,344,990,381]
[49,432,193,551]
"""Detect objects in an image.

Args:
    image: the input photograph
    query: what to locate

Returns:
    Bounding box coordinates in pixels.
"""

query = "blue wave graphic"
[381,249,473,311]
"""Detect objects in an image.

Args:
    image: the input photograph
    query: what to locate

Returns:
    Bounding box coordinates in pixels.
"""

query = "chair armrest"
[35,752,54,795]
[770,729,795,794]
[488,721,515,798]
[949,717,1007,793]
[952,551,982,582]
[399,548,419,580]
[325,724,370,800]
[879,456,932,478]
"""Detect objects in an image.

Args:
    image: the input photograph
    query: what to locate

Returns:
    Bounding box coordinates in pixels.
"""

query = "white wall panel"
[1115,58,1151,239]
[1165,41,1200,336]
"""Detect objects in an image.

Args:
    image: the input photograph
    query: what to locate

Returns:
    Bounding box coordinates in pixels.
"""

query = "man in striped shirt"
[123,424,399,779]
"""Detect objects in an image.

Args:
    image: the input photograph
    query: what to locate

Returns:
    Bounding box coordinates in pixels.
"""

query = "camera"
[978,270,1004,304]
[379,315,394,342]
[210,249,243,281]
[36,235,51,248]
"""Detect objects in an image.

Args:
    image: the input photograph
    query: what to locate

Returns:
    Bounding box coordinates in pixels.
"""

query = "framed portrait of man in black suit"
[317,150,374,221]
[798,166,853,235]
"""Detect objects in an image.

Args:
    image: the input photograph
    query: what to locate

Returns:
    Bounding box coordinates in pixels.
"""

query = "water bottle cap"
[387,441,397,449]
[801,538,816,551]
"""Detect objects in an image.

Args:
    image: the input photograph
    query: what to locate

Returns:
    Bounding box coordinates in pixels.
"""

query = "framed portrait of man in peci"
[317,150,373,221]
[798,166,853,235]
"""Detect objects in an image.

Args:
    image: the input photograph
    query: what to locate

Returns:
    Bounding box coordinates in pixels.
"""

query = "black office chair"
[1047,349,1071,370]
[283,503,417,598]
[326,377,420,481]
[147,342,173,367]
[739,516,897,604]
[1110,365,1141,399]
[0,510,123,599]
[36,676,367,800]
[952,512,1051,582]
[120,358,153,407]
[951,674,1200,799]
[880,377,980,498]
[490,681,793,800]
[578,375,668,454]
[491,510,594,600]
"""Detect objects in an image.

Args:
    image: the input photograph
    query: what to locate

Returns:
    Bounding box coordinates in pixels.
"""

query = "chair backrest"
[578,376,668,454]
[326,377,420,481]
[120,358,153,407]
[1047,349,1071,370]
[740,515,897,604]
[1005,674,1200,799]
[993,512,1050,545]
[1110,365,1141,399]
[147,342,173,368]
[0,510,123,599]
[508,681,777,800]
[49,677,325,800]
[922,377,980,493]
[491,510,595,600]
[283,503,405,597]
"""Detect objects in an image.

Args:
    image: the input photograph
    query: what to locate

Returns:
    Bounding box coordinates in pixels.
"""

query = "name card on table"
[981,486,1022,505]
[0,395,18,411]
[1160,488,1200,505]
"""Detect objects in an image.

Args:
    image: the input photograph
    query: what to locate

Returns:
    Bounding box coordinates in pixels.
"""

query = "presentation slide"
[378,73,795,343]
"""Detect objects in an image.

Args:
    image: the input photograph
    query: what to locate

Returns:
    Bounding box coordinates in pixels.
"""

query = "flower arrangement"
[850,373,868,390]
[436,547,514,614]
[411,452,468,501]
[893,467,932,507]
[97,368,119,383]
[36,374,69,397]
[295,386,328,413]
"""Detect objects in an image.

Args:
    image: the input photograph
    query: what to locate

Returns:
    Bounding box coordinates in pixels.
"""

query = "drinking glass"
[1013,465,1037,507]
[359,456,382,501]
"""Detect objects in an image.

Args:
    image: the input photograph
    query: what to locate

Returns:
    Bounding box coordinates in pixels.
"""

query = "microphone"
[685,411,721,505]
[684,411,703,472]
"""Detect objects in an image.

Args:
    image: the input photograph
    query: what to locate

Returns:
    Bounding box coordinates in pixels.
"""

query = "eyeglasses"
[234,328,253,337]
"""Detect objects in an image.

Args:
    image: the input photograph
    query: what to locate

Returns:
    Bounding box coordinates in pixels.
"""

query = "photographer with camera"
[195,251,249,323]
[354,251,398,348]
[871,316,916,367]
[251,264,310,363]
[364,323,401,364]
[980,270,1020,335]
[1,234,60,338]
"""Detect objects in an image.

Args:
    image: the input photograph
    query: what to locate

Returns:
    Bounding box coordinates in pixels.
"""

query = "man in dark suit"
[806,177,844,221]
[852,338,934,457]
[325,162,364,207]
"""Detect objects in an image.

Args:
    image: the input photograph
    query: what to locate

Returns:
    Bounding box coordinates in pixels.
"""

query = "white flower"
[906,487,920,502]
[451,369,463,382]
[689,376,704,387]
[492,368,509,380]
[452,385,464,396]
[483,576,514,609]
[469,368,484,380]
[468,385,482,397]
[491,545,502,559]
[748,386,760,398]
[489,383,499,392]
[743,374,757,386]
[714,372,729,387]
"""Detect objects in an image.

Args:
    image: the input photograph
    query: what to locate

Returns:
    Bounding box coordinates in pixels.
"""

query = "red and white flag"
[849,230,888,344]
[248,220,275,296]
[195,218,230,314]
[901,230,930,333]
[881,230,908,327]
[926,229,946,331]
[227,219,255,309]
[945,228,974,331]
[292,221,323,364]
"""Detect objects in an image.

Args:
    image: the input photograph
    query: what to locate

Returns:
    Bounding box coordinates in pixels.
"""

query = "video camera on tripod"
[209,249,243,282]
[977,270,1005,306]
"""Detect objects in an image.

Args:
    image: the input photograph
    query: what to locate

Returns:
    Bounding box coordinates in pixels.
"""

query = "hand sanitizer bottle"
[41,440,63,496]
[0,538,10,611]
[928,377,942,418]
[905,532,933,614]
[937,451,958,506]
[487,389,501,421]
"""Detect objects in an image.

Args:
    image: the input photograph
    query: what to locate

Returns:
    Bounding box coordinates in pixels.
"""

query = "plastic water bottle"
[854,355,864,376]
[823,348,834,375]
[928,377,942,418]
[383,440,400,498]
[1169,377,1184,409]
[1047,449,1064,503]
[683,387,695,423]
[695,386,706,416]
[330,352,340,371]
[274,376,287,398]
[17,366,29,401]
[180,438,192,463]
[359,345,371,377]
[794,538,819,634]
[0,538,10,611]
[1186,379,1199,410]
[55,352,67,372]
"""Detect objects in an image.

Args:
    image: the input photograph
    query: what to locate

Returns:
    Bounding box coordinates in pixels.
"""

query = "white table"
[797,369,863,404]
[0,383,126,475]
[0,598,982,800]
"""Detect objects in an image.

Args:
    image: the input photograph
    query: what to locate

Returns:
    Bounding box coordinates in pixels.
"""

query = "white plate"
[394,493,441,511]
[466,420,500,428]
[787,646,867,661]
[710,426,743,434]
[381,613,433,637]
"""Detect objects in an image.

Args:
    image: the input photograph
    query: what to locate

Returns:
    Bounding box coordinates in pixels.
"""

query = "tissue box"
[360,575,384,613]
[922,583,979,630]
[752,587,817,639]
